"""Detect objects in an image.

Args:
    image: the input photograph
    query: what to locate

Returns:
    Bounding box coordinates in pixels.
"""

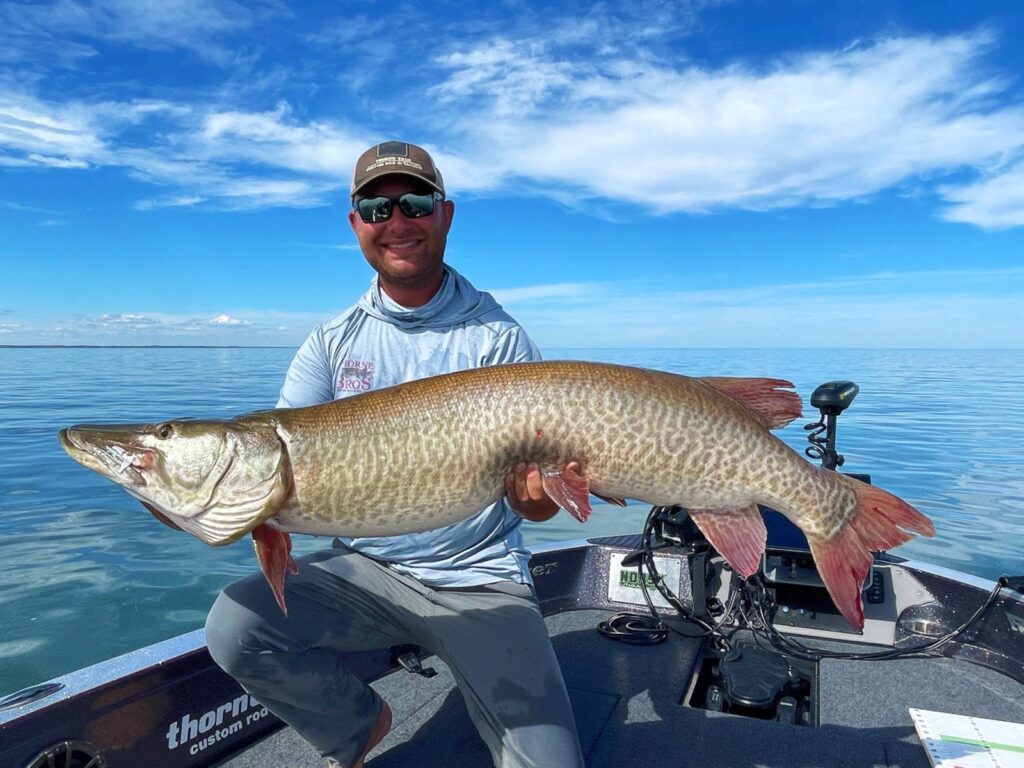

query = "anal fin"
[687,504,767,578]
[252,523,299,616]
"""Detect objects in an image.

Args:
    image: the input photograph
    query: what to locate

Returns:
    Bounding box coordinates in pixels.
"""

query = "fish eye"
[156,423,174,439]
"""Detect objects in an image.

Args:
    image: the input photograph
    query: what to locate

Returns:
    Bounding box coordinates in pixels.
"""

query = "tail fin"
[700,377,802,430]
[808,475,934,630]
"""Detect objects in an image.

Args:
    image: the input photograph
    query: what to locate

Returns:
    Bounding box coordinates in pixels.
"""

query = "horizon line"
[3,345,1024,351]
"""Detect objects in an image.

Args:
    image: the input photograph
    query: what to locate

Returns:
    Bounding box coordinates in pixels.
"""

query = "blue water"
[1,347,1022,697]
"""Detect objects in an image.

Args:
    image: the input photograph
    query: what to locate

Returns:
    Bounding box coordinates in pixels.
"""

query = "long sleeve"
[482,324,542,366]
[277,328,335,408]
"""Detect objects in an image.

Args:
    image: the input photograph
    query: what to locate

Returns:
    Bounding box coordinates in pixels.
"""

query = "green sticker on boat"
[607,552,682,609]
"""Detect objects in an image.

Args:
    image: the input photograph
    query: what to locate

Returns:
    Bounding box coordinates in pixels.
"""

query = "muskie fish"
[58,361,934,627]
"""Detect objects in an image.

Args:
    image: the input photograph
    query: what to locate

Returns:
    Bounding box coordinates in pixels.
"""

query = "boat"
[2,380,1023,768]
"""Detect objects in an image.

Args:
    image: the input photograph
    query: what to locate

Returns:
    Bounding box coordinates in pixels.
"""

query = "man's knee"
[205,579,266,677]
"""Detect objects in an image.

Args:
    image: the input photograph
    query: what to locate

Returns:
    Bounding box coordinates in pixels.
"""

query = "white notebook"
[910,708,1024,768]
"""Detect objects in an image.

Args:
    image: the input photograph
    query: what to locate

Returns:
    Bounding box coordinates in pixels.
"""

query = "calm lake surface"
[1,346,1022,696]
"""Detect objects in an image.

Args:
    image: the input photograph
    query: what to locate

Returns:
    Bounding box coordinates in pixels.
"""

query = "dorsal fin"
[699,377,802,430]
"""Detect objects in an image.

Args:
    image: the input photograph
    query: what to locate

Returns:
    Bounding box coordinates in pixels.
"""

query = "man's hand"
[505,461,580,522]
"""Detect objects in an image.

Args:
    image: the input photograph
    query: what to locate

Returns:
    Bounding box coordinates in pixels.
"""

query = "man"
[205,141,585,768]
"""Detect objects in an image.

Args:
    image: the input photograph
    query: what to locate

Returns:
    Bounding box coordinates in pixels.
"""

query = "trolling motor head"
[804,381,859,470]
[809,381,859,415]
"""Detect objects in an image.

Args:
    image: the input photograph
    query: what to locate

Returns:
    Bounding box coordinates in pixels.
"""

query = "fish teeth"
[105,445,135,475]
[118,453,134,474]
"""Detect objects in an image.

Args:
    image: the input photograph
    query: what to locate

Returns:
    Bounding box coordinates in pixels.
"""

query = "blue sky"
[1,0,1023,348]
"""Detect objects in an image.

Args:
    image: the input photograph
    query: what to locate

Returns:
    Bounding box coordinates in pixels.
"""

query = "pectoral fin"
[541,465,592,523]
[687,504,767,578]
[252,523,299,616]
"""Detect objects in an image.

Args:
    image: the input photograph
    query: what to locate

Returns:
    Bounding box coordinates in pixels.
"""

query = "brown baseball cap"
[351,141,445,197]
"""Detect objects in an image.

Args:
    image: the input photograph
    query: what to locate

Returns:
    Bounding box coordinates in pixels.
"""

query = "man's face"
[348,176,454,294]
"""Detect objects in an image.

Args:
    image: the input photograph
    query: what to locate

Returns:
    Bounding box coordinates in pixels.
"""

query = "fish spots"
[535,427,544,439]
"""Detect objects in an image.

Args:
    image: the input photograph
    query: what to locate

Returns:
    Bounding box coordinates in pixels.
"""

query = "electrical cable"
[599,504,1011,665]
[598,506,737,648]
[740,573,1011,662]
[596,613,669,645]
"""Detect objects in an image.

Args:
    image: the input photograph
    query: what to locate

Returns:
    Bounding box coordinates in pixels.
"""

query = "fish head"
[58,418,290,546]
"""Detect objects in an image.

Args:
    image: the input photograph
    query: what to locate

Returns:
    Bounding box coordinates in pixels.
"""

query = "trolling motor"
[803,381,859,470]
[753,379,878,626]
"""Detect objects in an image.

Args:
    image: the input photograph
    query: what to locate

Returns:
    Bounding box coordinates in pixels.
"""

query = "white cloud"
[433,40,576,119]
[489,282,604,303]
[183,104,365,204]
[0,154,34,167]
[182,178,323,210]
[939,160,1024,229]
[97,313,162,329]
[0,93,107,167]
[0,0,277,65]
[144,104,367,207]
[134,194,205,210]
[0,201,59,214]
[432,32,1024,223]
[2,309,308,344]
[26,153,90,168]
[2,15,1024,228]
[200,104,361,175]
[209,314,250,326]
[0,88,366,208]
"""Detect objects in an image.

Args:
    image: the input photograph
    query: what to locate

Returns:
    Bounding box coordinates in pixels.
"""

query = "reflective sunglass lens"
[355,192,439,223]
[397,193,435,218]
[358,197,393,223]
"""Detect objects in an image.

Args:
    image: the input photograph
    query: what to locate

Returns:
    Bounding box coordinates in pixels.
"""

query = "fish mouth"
[59,426,151,486]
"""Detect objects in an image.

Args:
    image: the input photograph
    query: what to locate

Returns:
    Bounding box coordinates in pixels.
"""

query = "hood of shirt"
[356,266,501,329]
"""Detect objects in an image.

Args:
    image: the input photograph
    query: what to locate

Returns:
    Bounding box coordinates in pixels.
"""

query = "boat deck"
[221,608,1024,768]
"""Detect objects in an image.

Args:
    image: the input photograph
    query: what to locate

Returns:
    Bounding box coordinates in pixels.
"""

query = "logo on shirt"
[338,359,375,393]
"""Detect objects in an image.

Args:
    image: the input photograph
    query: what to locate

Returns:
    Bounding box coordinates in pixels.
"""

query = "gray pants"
[205,543,584,767]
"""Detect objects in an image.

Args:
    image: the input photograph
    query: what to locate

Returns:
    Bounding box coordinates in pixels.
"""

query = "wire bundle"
[598,505,1013,664]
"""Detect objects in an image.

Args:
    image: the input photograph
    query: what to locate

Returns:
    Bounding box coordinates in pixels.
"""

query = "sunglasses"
[353,191,442,223]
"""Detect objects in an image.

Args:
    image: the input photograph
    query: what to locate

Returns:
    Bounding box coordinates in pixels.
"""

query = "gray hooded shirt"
[277,266,541,587]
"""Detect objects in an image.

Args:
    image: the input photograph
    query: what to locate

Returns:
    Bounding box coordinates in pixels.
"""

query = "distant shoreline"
[0,348,294,350]
[2,344,1022,351]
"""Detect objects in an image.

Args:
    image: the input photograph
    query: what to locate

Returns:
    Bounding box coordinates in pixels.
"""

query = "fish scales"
[59,360,934,627]
[259,362,813,537]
